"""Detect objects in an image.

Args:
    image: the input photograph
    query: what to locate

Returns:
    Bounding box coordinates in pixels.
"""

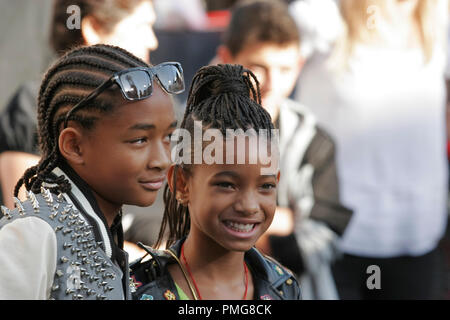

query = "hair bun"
[210,76,249,97]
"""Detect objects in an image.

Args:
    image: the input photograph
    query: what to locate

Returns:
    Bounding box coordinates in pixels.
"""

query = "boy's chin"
[128,196,157,208]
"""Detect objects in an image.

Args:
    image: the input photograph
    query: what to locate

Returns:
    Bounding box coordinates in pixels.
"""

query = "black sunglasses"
[63,62,185,128]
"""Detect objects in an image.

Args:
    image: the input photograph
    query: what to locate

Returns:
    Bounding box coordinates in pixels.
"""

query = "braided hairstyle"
[156,64,274,248]
[14,44,150,197]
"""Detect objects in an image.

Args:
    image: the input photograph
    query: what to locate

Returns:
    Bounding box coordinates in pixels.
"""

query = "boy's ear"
[216,45,234,64]
[58,127,85,165]
[167,165,189,205]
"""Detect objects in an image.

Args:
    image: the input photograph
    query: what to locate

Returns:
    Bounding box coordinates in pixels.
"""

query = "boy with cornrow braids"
[0,44,185,299]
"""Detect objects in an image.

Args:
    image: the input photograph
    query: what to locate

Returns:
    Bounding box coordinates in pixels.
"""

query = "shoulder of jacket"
[0,189,71,228]
[255,250,300,297]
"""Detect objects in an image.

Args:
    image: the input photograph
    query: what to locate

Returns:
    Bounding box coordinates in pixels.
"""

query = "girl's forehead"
[173,128,279,176]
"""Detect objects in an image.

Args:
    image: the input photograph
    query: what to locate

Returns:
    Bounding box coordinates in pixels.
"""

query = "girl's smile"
[178,144,280,252]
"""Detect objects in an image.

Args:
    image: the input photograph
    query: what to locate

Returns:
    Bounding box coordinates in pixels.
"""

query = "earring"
[177,196,187,205]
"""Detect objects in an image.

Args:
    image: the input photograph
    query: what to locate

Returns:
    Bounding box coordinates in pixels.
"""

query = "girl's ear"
[167,165,190,205]
[58,127,85,165]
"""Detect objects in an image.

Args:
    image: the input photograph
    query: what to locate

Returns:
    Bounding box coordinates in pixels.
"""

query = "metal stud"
[103,272,115,280]
[56,269,64,277]
[71,233,81,241]
[62,228,73,235]
[104,286,114,292]
[1,206,12,220]
[13,197,25,215]
[65,288,75,295]
[57,193,65,202]
[60,256,69,263]
[71,247,81,255]
[41,187,53,204]
[51,284,60,291]
[96,294,107,300]
[72,294,84,300]
[27,191,39,213]
[63,242,73,250]
[49,211,58,220]
[54,225,64,232]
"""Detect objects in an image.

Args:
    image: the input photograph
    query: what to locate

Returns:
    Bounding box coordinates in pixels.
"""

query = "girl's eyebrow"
[128,120,177,131]
[212,171,240,179]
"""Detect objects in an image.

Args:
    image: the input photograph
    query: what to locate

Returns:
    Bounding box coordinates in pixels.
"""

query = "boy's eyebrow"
[129,120,177,131]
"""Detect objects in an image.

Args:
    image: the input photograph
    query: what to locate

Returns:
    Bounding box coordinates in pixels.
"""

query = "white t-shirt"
[297,39,448,257]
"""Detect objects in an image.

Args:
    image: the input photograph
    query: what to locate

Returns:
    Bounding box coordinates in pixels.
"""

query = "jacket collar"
[166,239,290,300]
[48,161,124,262]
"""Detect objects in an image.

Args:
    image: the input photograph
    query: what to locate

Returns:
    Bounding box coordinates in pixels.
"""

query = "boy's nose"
[147,140,171,170]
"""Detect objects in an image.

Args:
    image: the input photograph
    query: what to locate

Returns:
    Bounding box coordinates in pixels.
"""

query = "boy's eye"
[130,137,148,145]
[163,133,173,143]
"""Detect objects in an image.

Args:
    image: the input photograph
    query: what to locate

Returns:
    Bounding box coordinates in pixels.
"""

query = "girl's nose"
[234,190,260,216]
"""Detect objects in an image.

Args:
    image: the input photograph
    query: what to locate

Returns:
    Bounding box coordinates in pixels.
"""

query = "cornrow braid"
[156,64,274,248]
[15,44,150,196]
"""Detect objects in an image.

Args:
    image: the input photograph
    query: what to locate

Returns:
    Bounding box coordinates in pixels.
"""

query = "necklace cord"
[181,243,249,300]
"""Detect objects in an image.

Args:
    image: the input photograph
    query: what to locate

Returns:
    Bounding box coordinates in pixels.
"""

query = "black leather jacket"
[130,239,301,300]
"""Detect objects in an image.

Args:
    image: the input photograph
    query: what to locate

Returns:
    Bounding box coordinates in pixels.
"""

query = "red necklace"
[181,243,249,300]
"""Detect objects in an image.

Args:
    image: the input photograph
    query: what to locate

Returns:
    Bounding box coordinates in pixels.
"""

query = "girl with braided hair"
[0,44,185,299]
[131,64,301,300]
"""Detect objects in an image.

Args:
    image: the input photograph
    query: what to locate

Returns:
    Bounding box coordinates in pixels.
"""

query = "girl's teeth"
[225,221,254,232]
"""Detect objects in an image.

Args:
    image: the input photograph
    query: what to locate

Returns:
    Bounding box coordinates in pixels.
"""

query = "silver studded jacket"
[0,166,132,300]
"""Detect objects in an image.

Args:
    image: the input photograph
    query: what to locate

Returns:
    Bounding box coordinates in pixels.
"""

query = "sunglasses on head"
[63,62,185,128]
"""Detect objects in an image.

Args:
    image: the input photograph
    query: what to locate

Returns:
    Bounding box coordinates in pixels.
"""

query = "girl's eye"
[261,183,276,190]
[215,182,235,189]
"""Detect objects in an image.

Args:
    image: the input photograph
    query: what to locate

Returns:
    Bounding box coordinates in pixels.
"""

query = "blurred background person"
[0,0,159,259]
[294,0,449,299]
[215,0,353,299]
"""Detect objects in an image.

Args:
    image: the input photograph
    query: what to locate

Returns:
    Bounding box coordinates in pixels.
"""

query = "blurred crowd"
[1,0,450,300]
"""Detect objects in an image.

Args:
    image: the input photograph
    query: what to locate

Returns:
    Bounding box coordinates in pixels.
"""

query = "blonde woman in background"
[293,0,449,299]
